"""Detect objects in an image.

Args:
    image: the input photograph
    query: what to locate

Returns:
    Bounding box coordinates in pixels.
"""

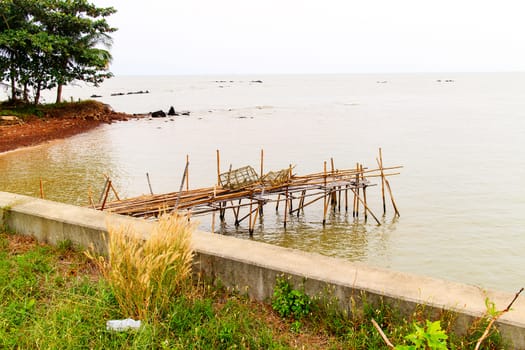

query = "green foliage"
[395,320,448,350]
[57,239,74,253]
[0,231,515,349]
[0,205,11,233]
[0,0,116,104]
[271,275,311,319]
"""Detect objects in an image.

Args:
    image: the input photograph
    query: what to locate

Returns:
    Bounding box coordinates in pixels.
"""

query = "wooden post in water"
[250,199,259,235]
[330,158,337,208]
[39,179,45,199]
[322,161,328,225]
[297,190,306,217]
[361,164,368,222]
[385,178,400,217]
[248,198,253,233]
[234,199,242,226]
[284,166,292,228]
[216,149,221,186]
[174,160,189,210]
[259,149,264,216]
[88,186,95,208]
[98,178,109,204]
[211,186,216,233]
[260,149,264,180]
[379,148,386,215]
[100,180,112,210]
[146,173,153,195]
[345,184,349,212]
[351,188,381,225]
[186,154,190,191]
[109,182,120,201]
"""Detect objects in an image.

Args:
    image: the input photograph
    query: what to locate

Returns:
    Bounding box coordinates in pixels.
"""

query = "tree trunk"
[34,82,42,105]
[56,84,63,103]
[10,71,16,101]
[23,82,29,102]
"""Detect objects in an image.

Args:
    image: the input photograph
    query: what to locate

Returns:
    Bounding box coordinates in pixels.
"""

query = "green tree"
[0,0,116,104]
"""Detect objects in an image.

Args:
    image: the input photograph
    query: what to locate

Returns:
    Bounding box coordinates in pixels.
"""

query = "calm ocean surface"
[1,73,524,292]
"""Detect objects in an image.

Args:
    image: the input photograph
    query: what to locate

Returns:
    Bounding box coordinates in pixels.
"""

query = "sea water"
[1,73,524,292]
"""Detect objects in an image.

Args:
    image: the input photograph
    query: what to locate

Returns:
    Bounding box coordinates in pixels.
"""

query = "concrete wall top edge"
[0,191,152,235]
[2,191,524,327]
[192,230,525,325]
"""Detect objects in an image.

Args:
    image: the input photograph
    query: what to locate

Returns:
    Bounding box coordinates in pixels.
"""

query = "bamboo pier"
[94,149,401,233]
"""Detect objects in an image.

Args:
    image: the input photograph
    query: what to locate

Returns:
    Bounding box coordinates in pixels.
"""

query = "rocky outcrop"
[151,110,166,118]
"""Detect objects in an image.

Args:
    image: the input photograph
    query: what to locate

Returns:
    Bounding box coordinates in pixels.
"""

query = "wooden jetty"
[93,148,401,233]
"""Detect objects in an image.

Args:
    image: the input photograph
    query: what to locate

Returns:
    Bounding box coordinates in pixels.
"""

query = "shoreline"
[0,104,141,154]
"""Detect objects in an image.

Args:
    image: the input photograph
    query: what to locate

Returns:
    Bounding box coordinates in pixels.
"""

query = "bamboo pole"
[350,188,381,225]
[379,148,386,214]
[39,179,45,199]
[283,188,289,228]
[146,172,153,195]
[250,200,259,234]
[330,158,337,207]
[88,186,95,208]
[322,161,328,225]
[174,160,189,209]
[216,149,221,186]
[355,163,360,217]
[211,186,216,233]
[297,190,306,217]
[234,199,242,226]
[361,164,368,222]
[290,192,327,215]
[237,203,260,224]
[109,181,120,201]
[260,149,264,179]
[248,198,253,233]
[100,180,112,210]
[186,154,190,191]
[385,178,400,217]
[345,185,349,212]
[98,178,109,204]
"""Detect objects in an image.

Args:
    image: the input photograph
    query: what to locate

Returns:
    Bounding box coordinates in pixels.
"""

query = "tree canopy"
[0,0,116,104]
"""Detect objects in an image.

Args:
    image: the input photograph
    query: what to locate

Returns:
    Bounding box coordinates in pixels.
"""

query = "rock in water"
[151,110,166,118]
[167,106,177,116]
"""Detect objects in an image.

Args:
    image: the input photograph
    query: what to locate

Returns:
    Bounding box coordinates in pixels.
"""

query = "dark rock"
[151,110,166,118]
[167,106,177,116]
[180,111,190,116]
[251,80,263,83]
[90,94,102,98]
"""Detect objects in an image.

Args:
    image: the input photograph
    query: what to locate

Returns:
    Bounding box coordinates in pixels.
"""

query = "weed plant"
[88,213,194,321]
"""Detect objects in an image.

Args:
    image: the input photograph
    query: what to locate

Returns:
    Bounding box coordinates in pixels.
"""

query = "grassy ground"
[0,100,123,121]
[0,231,506,349]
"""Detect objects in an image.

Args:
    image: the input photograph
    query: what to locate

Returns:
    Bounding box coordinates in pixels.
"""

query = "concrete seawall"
[1,191,524,348]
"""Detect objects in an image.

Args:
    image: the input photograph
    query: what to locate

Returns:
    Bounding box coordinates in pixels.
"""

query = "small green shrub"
[395,320,448,350]
[271,276,311,319]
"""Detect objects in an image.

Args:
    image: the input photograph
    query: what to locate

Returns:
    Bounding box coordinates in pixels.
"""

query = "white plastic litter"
[106,318,142,331]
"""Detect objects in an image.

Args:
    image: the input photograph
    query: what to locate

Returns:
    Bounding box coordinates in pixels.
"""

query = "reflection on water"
[2,73,525,293]
[0,126,122,205]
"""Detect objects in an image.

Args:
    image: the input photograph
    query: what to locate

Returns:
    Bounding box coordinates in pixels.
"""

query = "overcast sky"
[90,0,525,75]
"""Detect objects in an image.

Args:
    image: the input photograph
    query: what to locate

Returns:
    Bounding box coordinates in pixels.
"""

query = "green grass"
[0,100,107,120]
[0,231,508,349]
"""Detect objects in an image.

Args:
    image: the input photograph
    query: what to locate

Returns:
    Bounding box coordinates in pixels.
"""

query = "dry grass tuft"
[87,213,194,321]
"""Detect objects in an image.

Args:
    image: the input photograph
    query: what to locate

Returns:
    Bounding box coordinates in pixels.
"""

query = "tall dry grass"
[88,213,194,321]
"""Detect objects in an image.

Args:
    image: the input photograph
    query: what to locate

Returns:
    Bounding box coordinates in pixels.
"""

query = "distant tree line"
[0,0,116,104]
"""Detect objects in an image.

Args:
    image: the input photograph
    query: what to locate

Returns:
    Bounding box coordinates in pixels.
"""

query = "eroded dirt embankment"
[0,101,137,153]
